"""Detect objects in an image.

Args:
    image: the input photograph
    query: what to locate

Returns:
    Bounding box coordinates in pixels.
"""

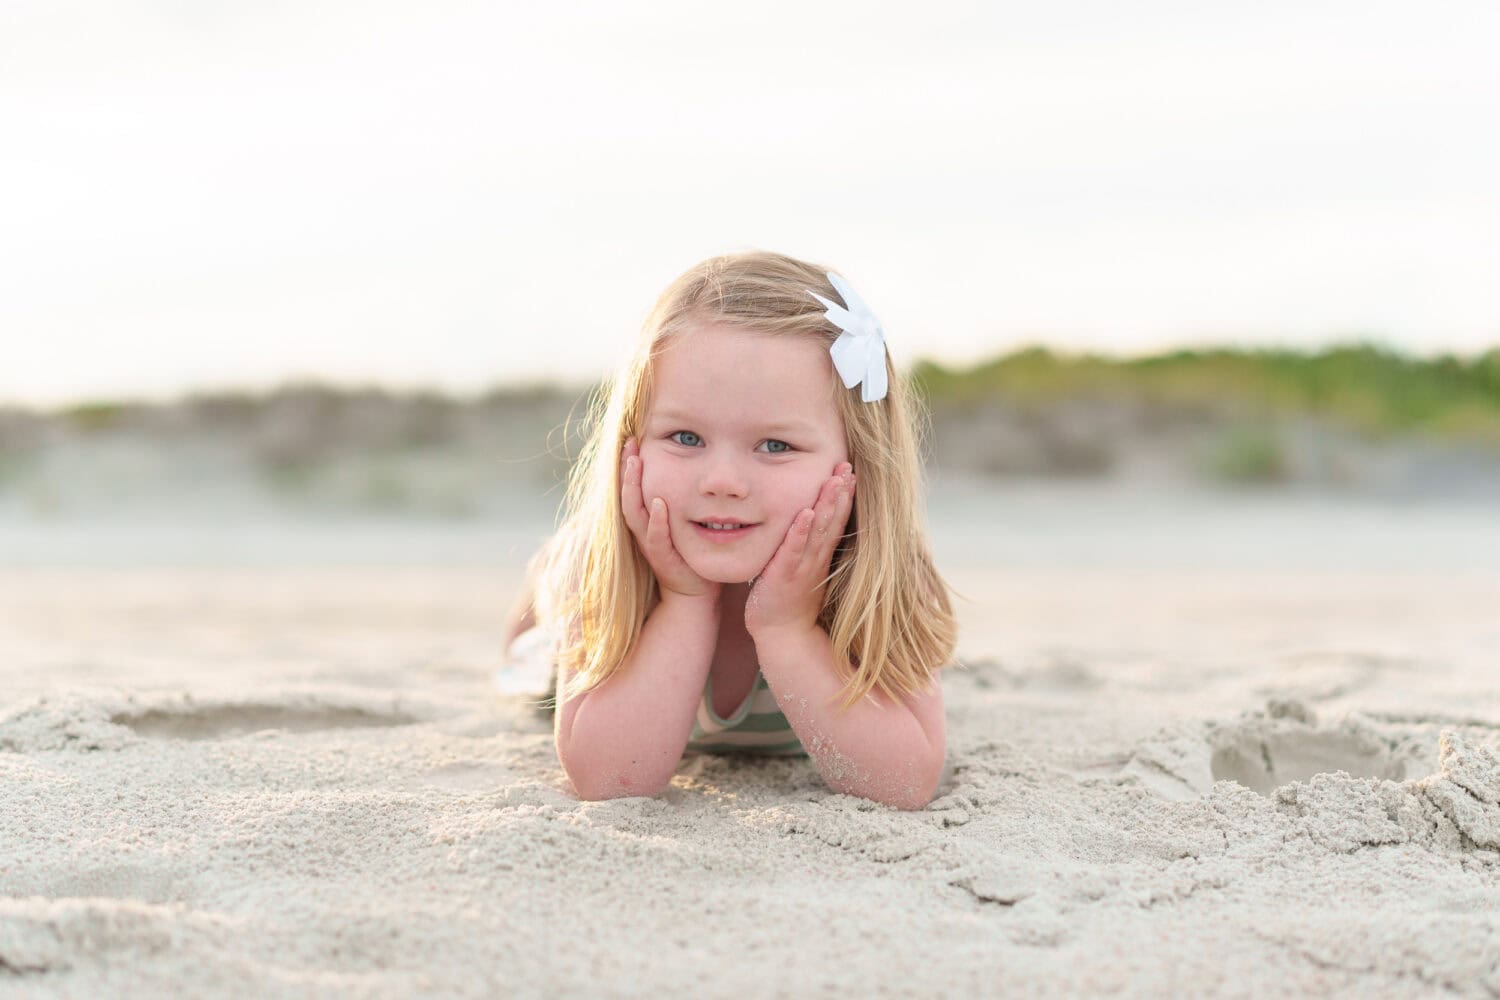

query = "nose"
[698,450,749,500]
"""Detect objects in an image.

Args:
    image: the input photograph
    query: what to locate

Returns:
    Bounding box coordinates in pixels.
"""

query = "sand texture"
[3,556,1500,997]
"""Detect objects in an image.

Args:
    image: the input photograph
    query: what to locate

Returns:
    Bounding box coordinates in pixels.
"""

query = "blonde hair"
[535,250,957,712]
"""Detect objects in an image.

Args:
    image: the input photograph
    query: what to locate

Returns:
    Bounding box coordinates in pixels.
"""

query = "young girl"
[501,250,957,810]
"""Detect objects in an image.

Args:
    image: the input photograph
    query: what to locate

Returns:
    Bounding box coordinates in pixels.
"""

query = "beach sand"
[3,490,1500,997]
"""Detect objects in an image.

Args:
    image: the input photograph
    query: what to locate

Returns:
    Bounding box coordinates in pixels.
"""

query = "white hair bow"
[806,272,889,403]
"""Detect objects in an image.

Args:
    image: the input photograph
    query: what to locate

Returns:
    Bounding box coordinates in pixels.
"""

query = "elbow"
[894,785,940,811]
[895,722,948,810]
[840,780,938,812]
[829,749,946,812]
[556,741,673,802]
[876,774,942,812]
[567,771,670,802]
[873,723,947,811]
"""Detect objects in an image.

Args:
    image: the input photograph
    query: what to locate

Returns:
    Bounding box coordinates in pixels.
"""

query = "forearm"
[558,593,719,799]
[753,624,943,810]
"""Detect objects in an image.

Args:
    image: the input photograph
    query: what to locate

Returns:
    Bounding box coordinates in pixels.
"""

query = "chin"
[696,566,760,586]
[684,554,770,586]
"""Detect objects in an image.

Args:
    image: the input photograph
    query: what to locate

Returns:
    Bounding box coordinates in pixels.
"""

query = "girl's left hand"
[744,463,855,638]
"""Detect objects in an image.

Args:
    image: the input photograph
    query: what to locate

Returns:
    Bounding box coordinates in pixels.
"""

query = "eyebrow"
[649,410,817,435]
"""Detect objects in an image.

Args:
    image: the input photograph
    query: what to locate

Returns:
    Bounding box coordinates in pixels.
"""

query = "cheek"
[770,472,827,520]
[638,465,660,502]
[637,458,672,505]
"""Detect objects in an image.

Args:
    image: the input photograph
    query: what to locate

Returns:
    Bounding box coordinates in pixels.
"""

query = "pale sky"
[2,1,1497,407]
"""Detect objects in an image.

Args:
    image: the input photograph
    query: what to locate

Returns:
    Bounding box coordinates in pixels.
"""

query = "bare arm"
[554,591,721,800]
[754,623,945,810]
[553,438,729,800]
[739,464,945,810]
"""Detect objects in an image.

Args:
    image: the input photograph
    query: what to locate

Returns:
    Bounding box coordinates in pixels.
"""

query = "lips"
[691,519,759,543]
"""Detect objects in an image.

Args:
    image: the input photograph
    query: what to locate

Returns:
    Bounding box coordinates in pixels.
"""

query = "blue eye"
[669,431,702,447]
[760,440,792,454]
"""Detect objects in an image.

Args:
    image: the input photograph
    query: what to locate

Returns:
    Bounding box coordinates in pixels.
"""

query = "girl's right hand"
[620,438,722,602]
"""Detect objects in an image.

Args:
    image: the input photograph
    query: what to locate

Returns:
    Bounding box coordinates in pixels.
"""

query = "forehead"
[647,323,841,429]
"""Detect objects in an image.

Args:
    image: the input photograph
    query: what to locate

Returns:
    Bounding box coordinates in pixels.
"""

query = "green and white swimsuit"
[498,627,807,757]
[685,670,808,757]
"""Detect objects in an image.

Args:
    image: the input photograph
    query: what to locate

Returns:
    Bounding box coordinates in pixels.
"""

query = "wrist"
[748,618,823,648]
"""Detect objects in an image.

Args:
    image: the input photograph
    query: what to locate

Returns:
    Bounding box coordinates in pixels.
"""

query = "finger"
[804,483,847,573]
[809,474,843,543]
[645,496,693,571]
[645,496,672,553]
[620,453,648,538]
[835,476,856,541]
[828,480,856,552]
[766,508,815,579]
[808,473,857,566]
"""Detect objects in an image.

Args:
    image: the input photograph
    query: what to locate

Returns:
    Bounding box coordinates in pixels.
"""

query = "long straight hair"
[535,250,957,711]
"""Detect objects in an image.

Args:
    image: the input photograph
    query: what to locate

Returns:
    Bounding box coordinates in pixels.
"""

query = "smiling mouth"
[692,520,757,531]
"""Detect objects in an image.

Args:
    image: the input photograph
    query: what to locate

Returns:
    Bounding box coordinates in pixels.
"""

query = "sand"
[3,496,1500,996]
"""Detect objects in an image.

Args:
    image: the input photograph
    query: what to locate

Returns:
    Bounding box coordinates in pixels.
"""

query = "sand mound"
[0,688,429,753]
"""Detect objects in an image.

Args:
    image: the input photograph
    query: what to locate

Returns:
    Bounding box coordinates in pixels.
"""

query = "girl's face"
[637,322,850,585]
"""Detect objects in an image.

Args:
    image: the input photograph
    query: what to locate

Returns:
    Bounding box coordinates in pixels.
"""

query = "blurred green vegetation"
[1202,424,1291,485]
[911,341,1500,448]
[7,345,1496,498]
[59,401,131,432]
